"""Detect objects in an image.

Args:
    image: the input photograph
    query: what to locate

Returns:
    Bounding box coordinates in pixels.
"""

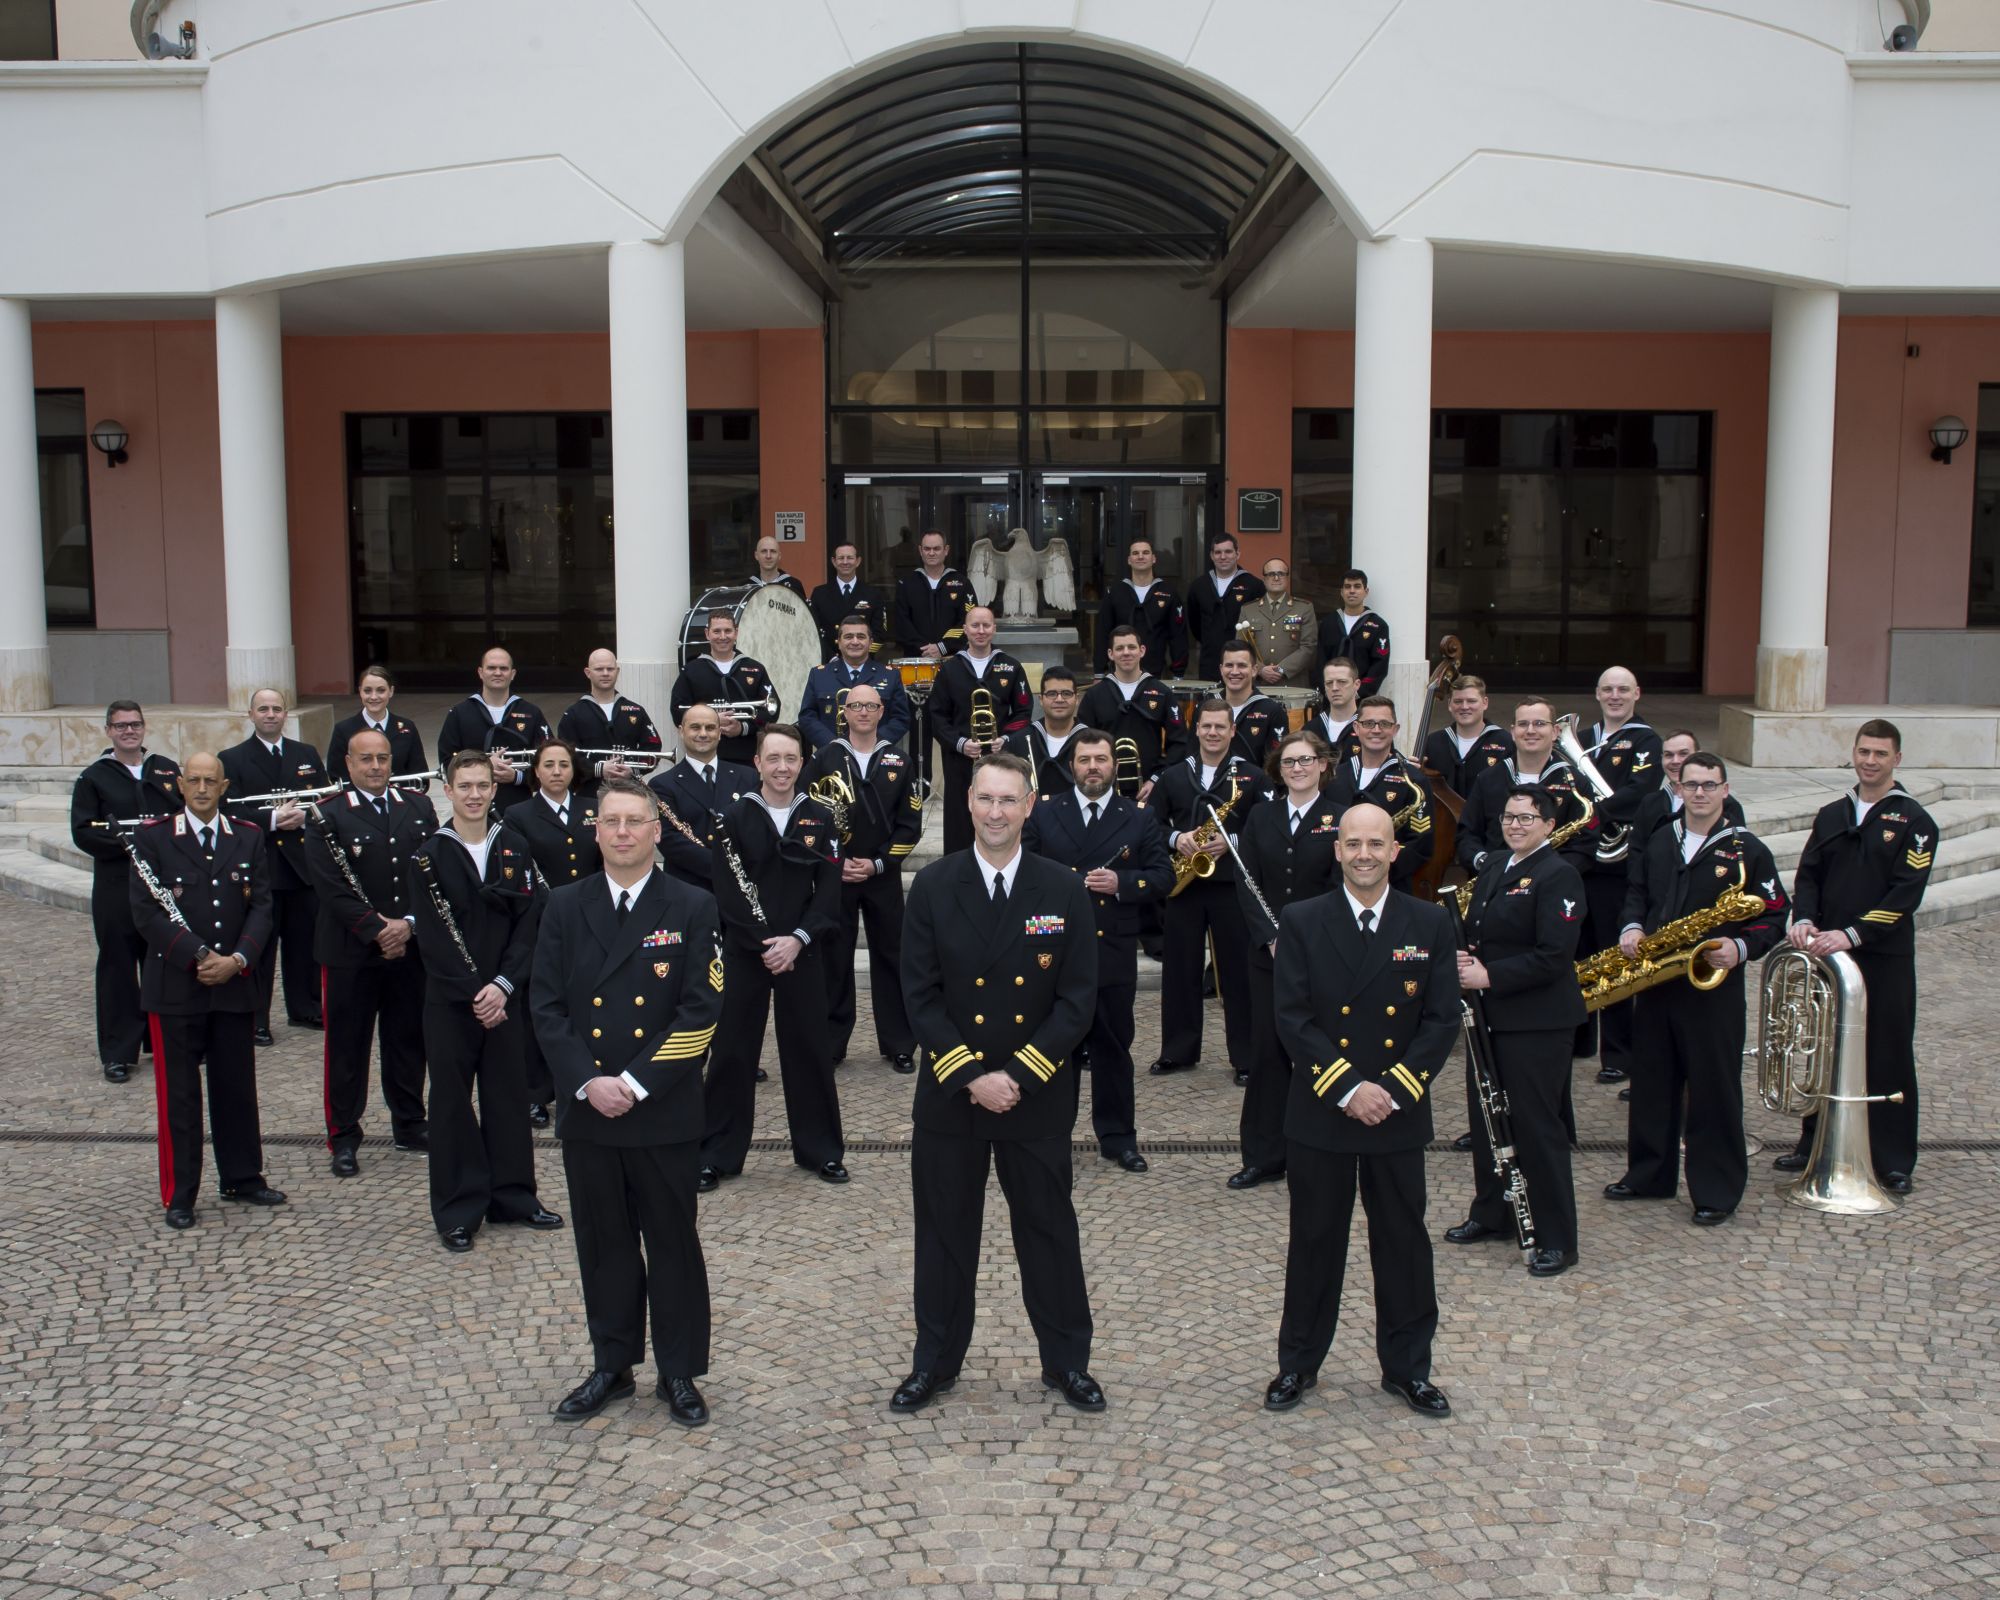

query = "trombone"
[969,686,999,754]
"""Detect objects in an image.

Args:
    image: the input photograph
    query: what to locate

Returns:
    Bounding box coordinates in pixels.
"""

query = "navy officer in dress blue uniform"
[1266,802,1459,1418]
[892,750,1102,1416]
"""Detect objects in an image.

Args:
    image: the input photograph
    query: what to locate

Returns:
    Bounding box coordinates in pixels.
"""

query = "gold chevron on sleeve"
[1311,1058,1353,1099]
[1859,909,1903,925]
[908,792,924,810]
[708,957,725,992]
[1016,1044,1059,1082]
[931,1045,974,1083]
[1390,1064,1426,1102]
[652,1024,718,1061]
[1905,850,1932,868]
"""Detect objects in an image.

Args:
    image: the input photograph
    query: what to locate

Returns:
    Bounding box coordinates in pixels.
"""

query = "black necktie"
[556,806,568,828]
[1358,907,1375,942]
[199,825,215,859]
[1086,801,1100,828]
[616,890,630,924]
[1290,809,1303,837]
[702,765,715,799]
[373,797,389,820]
[993,871,1008,906]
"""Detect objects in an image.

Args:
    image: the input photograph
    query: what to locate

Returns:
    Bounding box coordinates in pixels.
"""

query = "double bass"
[1406,635,1466,905]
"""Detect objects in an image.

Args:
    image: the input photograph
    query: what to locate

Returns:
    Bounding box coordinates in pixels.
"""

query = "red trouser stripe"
[148,1012,171,1207]
[321,967,335,1149]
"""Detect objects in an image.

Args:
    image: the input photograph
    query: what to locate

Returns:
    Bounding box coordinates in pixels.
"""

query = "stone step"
[1762,800,2000,876]
[0,846,90,914]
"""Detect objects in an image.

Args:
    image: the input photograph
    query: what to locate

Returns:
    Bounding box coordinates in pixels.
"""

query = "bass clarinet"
[1444,890,1535,1256]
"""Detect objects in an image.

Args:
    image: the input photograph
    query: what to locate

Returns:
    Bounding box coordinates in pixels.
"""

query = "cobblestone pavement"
[1,889,1996,1599]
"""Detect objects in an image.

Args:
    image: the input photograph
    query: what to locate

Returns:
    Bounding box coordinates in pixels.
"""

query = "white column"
[215,292,296,709]
[1350,236,1435,732]
[0,300,53,712]
[1756,284,1839,712]
[608,239,691,736]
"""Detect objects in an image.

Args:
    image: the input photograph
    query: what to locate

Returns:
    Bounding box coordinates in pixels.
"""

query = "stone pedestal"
[1717,703,2000,769]
[995,622,1080,685]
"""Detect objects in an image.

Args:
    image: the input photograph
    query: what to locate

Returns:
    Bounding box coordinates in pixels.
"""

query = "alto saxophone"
[1456,790,1598,917]
[1573,861,1767,1012]
[1169,776,1245,898]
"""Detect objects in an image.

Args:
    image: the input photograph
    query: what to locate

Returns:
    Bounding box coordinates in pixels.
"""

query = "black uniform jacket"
[799,658,912,752]
[648,757,756,888]
[71,751,182,873]
[1233,787,1344,947]
[1326,753,1436,887]
[1023,788,1170,942]
[707,794,842,955]
[1630,785,1744,850]
[1620,820,1788,989]
[1077,674,1186,779]
[811,740,922,868]
[1277,888,1458,1154]
[1457,758,1595,875]
[1004,723,1082,795]
[1151,755,1269,885]
[1421,724,1514,797]
[1094,580,1187,675]
[128,813,273,1016]
[1790,787,1937,957]
[671,655,778,767]
[327,711,426,788]
[928,651,1033,750]
[1461,843,1588,1033]
[1307,711,1363,769]
[1582,719,1664,862]
[894,568,974,655]
[555,695,664,797]
[1226,694,1288,772]
[751,572,809,601]
[221,735,330,893]
[532,872,726,1148]
[302,784,438,967]
[902,851,1098,1141]
[509,790,602,888]
[809,580,891,655]
[1318,608,1392,696]
[407,823,541,1004]
[1185,570,1265,679]
[436,696,552,812]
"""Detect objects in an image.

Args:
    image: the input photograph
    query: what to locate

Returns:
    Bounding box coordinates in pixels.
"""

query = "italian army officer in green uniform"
[891,751,1102,1417]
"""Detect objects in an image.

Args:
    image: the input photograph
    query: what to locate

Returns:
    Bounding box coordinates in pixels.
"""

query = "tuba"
[969,686,998,753]
[1573,864,1766,1012]
[1553,713,1631,863]
[1757,947,1904,1215]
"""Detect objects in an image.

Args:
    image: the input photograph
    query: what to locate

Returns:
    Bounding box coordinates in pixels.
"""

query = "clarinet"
[415,852,481,977]
[305,801,374,913]
[716,828,770,932]
[121,825,195,935]
[1445,889,1535,1256]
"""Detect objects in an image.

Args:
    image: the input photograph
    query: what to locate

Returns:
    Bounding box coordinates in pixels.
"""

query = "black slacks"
[323,960,429,1152]
[1464,1026,1578,1254]
[150,1009,265,1211]
[1083,932,1139,1156]
[1792,951,1919,1177]
[253,881,322,1028]
[1583,869,1634,1072]
[702,943,843,1172]
[92,867,148,1067]
[910,1128,1093,1378]
[1161,875,1253,1070]
[1622,982,1748,1212]
[521,946,555,1108]
[939,747,974,855]
[1240,951,1292,1174]
[422,1002,539,1233]
[826,870,915,1059]
[1278,1140,1437,1383]
[561,1138,710,1378]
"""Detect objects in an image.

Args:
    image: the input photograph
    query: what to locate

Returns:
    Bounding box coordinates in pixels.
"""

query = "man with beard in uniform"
[891,751,1102,1416]
[435,648,552,816]
[129,752,284,1230]
[1264,802,1457,1417]
[810,684,922,1075]
[671,611,779,769]
[1023,728,1168,1174]
[647,704,754,892]
[556,648,664,805]
[72,701,182,1082]
[304,727,437,1176]
[1185,534,1265,681]
[1326,696,1434,889]
[1005,665,1085,794]
[1093,537,1186,676]
[1216,640,1288,773]
[1078,626,1184,800]
[927,606,1033,855]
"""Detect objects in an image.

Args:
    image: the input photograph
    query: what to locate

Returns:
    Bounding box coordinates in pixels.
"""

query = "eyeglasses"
[1261,569,1287,578]
[1278,755,1321,769]
[1355,719,1396,731]
[1515,720,1552,731]
[1680,779,1725,795]
[108,720,145,731]
[1500,812,1544,827]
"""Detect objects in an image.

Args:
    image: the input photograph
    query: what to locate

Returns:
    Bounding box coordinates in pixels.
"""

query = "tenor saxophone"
[1573,861,1766,1012]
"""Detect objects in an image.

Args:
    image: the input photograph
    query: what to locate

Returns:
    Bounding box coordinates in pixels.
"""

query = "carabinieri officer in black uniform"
[127,752,282,1230]
[1022,728,1168,1174]
[435,647,553,816]
[407,751,561,1252]
[1445,785,1589,1275]
[892,750,1102,1417]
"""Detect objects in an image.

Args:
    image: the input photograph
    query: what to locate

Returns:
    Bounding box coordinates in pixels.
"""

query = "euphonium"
[1573,863,1766,1012]
[1169,777,1246,897]
[1114,736,1143,797]
[969,686,998,752]
[1554,713,1630,863]
[805,769,856,842]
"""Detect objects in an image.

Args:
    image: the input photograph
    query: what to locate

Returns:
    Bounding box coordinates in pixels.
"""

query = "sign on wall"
[775,510,806,543]
[1237,488,1282,534]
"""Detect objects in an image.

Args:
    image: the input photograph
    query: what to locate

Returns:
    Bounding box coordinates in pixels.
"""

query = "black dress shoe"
[697,1167,719,1193]
[253,1028,276,1048]
[1101,1148,1147,1173]
[658,1376,709,1427]
[553,1368,634,1421]
[1451,1131,1474,1152]
[1263,1371,1317,1411]
[1690,1206,1733,1226]
[1381,1376,1451,1416]
[1602,1181,1652,1201]
[102,1061,134,1084]
[817,1161,851,1185]
[392,1131,429,1153]
[892,1053,916,1075]
[220,1183,288,1206]
[1527,1248,1578,1277]
[164,1205,195,1230]
[288,1014,325,1031]
[330,1148,360,1179]
[754,1066,768,1082]
[1148,1058,1195,1075]
[527,1103,551,1129]
[1595,1064,1627,1084]
[1444,1218,1503,1245]
[1042,1369,1107,1412]
[1880,1171,1913,1194]
[1771,1150,1810,1172]
[889,1370,954,1413]
[493,1206,563,1229]
[439,1225,474,1252]
[1233,1069,1250,1087]
[1618,1087,1632,1103]
[1226,1165,1283,1191]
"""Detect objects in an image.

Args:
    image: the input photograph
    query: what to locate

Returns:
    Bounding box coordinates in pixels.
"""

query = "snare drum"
[891,656,940,704]
[1160,678,1220,731]
[1270,686,1317,734]
[680,584,823,726]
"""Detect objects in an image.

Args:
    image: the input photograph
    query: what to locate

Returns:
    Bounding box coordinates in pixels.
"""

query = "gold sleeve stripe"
[888,843,916,856]
[932,1045,974,1082]
[1015,1046,1058,1082]
[652,1025,718,1061]
[1311,1058,1353,1099]
[1860,910,1903,925]
[1390,1064,1426,1102]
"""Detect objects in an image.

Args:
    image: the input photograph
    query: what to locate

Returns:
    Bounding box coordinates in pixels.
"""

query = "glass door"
[1031,473,1211,662]
[839,474,1020,587]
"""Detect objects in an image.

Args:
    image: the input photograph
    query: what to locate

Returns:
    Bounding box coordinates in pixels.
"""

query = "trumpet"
[709,690,781,721]
[571,747,663,775]
[231,778,349,807]
[969,686,998,754]
[1554,714,1630,863]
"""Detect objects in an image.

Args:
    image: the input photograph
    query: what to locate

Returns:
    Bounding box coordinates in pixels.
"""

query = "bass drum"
[679,583,823,725]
